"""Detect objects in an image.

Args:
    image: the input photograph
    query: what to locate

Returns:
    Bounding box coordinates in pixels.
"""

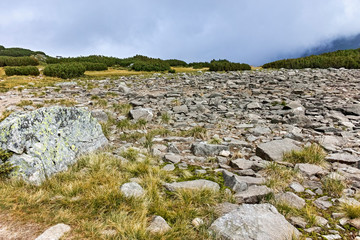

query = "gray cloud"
[1,0,360,65]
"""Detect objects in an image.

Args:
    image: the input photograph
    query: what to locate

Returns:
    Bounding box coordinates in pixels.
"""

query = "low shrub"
[5,66,40,76]
[130,61,171,72]
[165,59,188,67]
[209,59,251,71]
[189,62,211,69]
[0,56,39,67]
[81,62,108,71]
[0,47,45,57]
[43,63,86,79]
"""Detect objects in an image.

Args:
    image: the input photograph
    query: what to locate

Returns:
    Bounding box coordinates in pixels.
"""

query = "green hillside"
[263,48,360,69]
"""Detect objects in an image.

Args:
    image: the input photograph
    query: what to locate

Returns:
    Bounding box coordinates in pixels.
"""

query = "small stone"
[164,179,220,192]
[191,218,204,227]
[348,218,360,229]
[219,150,231,157]
[173,105,188,113]
[147,216,171,234]
[164,154,181,164]
[289,216,307,228]
[162,164,175,171]
[314,196,333,210]
[322,234,342,240]
[289,182,305,193]
[35,223,71,240]
[315,215,328,227]
[130,108,153,121]
[120,182,145,198]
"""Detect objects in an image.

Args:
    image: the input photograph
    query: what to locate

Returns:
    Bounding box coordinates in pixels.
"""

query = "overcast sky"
[1,0,360,65]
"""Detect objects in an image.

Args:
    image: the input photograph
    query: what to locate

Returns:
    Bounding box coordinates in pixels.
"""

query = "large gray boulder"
[256,138,301,161]
[0,107,108,185]
[209,204,300,240]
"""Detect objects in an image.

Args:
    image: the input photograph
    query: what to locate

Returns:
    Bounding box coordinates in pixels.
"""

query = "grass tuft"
[263,162,300,192]
[283,144,326,165]
[341,204,360,219]
[322,177,347,198]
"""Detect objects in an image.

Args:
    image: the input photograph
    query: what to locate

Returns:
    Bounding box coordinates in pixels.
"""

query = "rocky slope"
[1,68,360,239]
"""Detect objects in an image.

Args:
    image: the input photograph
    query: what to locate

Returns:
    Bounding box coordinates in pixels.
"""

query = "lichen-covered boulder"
[0,106,108,185]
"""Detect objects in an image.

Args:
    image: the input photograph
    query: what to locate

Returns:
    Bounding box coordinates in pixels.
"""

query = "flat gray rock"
[295,163,326,177]
[0,107,108,185]
[35,223,71,240]
[209,204,300,240]
[191,142,229,156]
[234,185,272,204]
[164,179,220,192]
[256,138,301,161]
[129,108,153,121]
[275,192,306,209]
[326,153,359,165]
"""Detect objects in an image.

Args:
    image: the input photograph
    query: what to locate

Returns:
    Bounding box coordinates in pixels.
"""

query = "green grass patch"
[283,144,326,165]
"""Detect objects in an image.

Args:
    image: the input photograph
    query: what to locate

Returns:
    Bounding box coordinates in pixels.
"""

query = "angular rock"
[35,223,71,240]
[234,185,272,204]
[129,108,153,121]
[256,138,301,161]
[314,196,333,210]
[164,154,181,164]
[173,105,189,113]
[91,110,108,123]
[341,104,360,116]
[120,182,145,198]
[326,153,359,165]
[222,171,248,193]
[295,163,326,177]
[0,107,108,185]
[230,158,254,170]
[209,204,300,240]
[275,192,306,209]
[164,179,220,192]
[191,143,229,156]
[147,216,171,234]
[289,182,305,193]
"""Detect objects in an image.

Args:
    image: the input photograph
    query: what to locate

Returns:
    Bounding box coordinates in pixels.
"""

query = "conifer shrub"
[0,45,5,50]
[165,59,188,67]
[46,55,121,67]
[209,59,251,71]
[130,61,171,72]
[0,47,45,57]
[5,66,40,76]
[189,62,211,69]
[80,62,108,71]
[43,63,86,79]
[0,56,39,67]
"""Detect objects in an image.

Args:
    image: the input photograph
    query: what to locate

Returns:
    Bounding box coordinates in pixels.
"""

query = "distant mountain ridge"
[302,33,360,57]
